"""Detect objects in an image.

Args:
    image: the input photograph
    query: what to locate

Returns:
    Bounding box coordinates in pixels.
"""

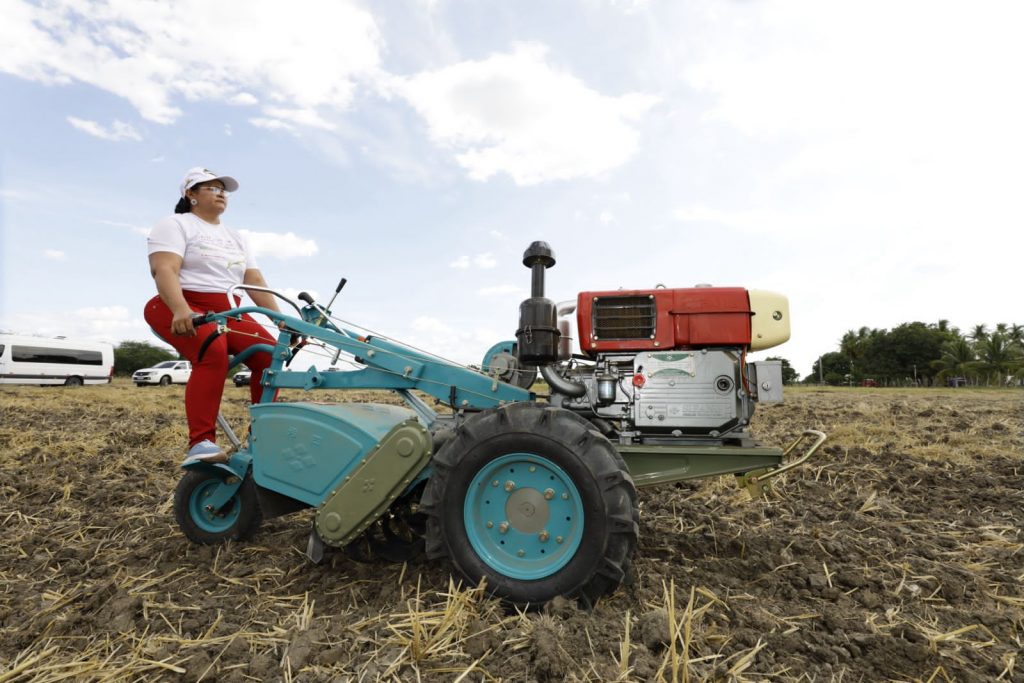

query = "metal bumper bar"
[737,429,827,496]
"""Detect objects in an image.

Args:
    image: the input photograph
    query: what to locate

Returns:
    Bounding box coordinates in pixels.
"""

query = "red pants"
[144,291,278,448]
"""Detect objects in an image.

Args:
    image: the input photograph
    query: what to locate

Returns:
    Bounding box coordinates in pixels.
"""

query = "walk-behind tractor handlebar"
[171,243,825,608]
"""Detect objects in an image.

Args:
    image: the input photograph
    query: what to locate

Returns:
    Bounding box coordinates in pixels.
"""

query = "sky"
[1,0,1022,378]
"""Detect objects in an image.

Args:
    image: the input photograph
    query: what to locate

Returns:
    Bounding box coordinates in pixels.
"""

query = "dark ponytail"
[174,196,191,214]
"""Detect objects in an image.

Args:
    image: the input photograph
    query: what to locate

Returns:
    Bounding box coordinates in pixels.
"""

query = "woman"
[144,167,281,464]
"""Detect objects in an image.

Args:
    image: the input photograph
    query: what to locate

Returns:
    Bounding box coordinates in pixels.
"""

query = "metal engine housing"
[549,349,783,444]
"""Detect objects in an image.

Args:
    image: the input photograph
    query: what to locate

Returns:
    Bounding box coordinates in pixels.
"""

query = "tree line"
[805,322,1024,386]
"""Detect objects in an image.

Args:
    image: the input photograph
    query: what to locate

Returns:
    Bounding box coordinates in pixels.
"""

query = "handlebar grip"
[190,313,211,327]
[335,277,347,293]
[298,292,314,304]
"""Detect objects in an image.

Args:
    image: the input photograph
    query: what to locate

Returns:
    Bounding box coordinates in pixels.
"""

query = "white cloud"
[224,124,233,137]
[473,253,497,269]
[66,117,141,142]
[598,211,614,225]
[250,118,294,132]
[230,92,258,106]
[602,0,650,12]
[396,42,659,184]
[490,230,508,241]
[44,249,67,261]
[680,1,1024,196]
[478,285,523,297]
[449,253,497,269]
[239,230,318,260]
[2,0,383,125]
[262,106,336,131]
[1,306,146,344]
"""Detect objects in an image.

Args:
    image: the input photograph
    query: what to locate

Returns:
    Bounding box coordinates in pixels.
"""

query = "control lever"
[326,277,347,310]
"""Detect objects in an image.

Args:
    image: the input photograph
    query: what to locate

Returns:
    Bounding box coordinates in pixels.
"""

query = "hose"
[540,364,587,398]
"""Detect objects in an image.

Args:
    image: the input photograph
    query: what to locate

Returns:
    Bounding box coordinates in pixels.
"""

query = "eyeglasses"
[198,186,231,196]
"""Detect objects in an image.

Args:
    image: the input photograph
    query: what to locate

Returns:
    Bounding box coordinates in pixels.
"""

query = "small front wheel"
[174,470,263,544]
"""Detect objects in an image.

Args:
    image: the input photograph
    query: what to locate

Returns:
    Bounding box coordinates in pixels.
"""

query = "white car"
[133,360,191,386]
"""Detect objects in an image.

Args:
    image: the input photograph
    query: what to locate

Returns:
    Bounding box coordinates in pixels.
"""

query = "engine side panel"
[633,351,742,431]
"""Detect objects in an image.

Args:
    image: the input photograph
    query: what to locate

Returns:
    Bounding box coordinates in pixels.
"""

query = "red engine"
[576,287,753,355]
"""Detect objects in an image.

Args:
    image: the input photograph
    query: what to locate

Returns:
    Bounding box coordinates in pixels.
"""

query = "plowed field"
[1,383,1021,682]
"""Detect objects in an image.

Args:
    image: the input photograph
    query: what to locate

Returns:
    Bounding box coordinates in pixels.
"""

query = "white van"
[0,334,114,386]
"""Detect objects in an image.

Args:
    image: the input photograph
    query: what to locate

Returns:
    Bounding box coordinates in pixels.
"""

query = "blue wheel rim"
[463,452,584,580]
[189,479,240,533]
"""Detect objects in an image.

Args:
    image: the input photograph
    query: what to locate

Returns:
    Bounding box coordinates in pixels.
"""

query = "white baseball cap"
[180,167,239,197]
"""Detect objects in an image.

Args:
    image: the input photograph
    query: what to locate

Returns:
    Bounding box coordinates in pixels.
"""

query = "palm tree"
[930,338,978,385]
[969,324,989,343]
[976,334,1023,385]
[1008,324,1024,350]
[933,319,960,343]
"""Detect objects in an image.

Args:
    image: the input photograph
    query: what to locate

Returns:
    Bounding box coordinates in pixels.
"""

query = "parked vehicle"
[233,369,252,387]
[133,360,191,386]
[0,334,114,386]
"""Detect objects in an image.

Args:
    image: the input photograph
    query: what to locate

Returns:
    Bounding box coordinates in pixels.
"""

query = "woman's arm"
[149,252,197,336]
[243,268,283,319]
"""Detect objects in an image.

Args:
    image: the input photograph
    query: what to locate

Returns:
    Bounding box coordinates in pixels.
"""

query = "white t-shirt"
[147,213,258,293]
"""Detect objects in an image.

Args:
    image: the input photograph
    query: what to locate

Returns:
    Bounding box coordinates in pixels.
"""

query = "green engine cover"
[249,402,430,511]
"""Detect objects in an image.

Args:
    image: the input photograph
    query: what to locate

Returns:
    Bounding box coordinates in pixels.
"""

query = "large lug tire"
[421,403,639,607]
[159,375,172,386]
[173,470,263,544]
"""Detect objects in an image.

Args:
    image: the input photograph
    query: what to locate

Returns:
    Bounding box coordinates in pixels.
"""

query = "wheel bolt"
[504,480,515,492]
[486,521,494,529]
[543,488,555,500]
[561,492,569,500]
[539,531,549,542]
[529,466,536,473]
[556,536,564,544]
[498,522,509,534]
[517,549,525,557]
[492,480,499,487]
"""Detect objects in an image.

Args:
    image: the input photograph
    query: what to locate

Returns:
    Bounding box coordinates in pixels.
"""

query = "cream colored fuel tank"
[748,290,790,351]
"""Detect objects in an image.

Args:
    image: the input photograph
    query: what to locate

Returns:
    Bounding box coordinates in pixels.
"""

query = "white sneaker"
[182,440,228,465]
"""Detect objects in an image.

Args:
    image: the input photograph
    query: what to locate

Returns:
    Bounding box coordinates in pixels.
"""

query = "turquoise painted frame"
[198,304,534,413]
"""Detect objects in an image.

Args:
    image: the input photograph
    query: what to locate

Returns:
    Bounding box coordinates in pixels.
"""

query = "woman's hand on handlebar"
[170,308,199,336]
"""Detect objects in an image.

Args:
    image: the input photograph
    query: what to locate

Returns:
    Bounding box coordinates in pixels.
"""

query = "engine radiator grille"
[593,296,656,339]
